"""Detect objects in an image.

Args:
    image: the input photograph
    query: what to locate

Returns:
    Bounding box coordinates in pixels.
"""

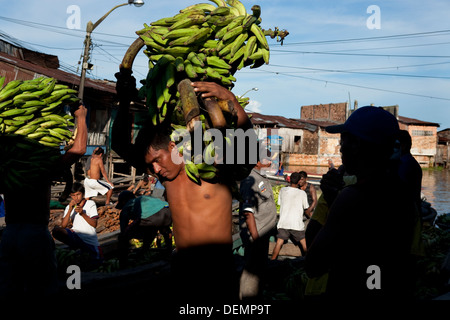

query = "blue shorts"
[65,229,102,261]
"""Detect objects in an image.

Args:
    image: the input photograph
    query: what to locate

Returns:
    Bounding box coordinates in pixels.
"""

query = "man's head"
[290,172,301,186]
[326,106,399,176]
[298,171,308,187]
[94,147,104,156]
[116,190,135,210]
[70,181,85,204]
[397,130,412,155]
[136,126,184,181]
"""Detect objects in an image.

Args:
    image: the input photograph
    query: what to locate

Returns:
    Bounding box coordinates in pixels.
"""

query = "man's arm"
[99,160,113,186]
[305,184,318,217]
[111,67,140,168]
[75,200,98,228]
[61,202,74,228]
[60,105,88,166]
[191,81,252,130]
[243,211,259,240]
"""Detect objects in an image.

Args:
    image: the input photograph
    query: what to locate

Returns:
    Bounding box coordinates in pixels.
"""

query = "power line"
[267,64,450,80]
[249,69,450,101]
[280,29,450,46]
[271,49,450,59]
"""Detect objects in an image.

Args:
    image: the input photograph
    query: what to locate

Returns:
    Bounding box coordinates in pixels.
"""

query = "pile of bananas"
[0,76,79,191]
[135,0,288,127]
[127,0,288,185]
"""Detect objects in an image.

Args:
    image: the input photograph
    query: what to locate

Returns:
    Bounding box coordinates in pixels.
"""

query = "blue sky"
[1,0,449,129]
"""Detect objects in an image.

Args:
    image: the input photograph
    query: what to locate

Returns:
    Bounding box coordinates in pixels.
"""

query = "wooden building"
[437,128,450,168]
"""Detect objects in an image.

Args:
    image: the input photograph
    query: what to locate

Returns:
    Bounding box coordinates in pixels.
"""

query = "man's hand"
[191,81,235,101]
[320,168,344,207]
[73,104,87,120]
[115,66,138,101]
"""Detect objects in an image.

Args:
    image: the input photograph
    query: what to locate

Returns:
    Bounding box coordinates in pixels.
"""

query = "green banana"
[221,25,244,42]
[261,47,270,64]
[206,56,231,69]
[229,44,246,64]
[40,120,60,128]
[48,128,66,140]
[199,171,216,180]
[163,46,192,56]
[208,0,227,7]
[184,60,198,78]
[163,62,176,88]
[250,23,269,50]
[14,124,39,136]
[169,36,191,47]
[0,108,27,117]
[13,114,34,122]
[244,35,257,61]
[0,86,21,103]
[0,80,22,95]
[183,27,211,46]
[174,56,185,72]
[180,3,216,13]
[0,99,13,112]
[4,119,25,126]
[162,26,200,40]
[230,32,248,57]
[185,160,200,184]
[168,15,206,31]
[188,52,205,67]
[27,131,48,140]
[226,0,247,16]
[211,6,230,16]
[196,162,217,172]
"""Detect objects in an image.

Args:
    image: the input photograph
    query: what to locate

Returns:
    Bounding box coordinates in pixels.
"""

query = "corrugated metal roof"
[0,51,116,94]
[248,112,310,129]
[398,115,440,127]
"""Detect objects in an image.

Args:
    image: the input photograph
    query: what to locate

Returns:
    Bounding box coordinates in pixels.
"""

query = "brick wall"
[301,103,347,122]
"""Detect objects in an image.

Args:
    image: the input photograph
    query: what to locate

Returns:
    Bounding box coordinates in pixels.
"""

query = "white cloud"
[246,100,262,113]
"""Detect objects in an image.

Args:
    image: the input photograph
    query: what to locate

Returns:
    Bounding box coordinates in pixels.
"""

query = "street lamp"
[239,87,258,98]
[78,0,144,100]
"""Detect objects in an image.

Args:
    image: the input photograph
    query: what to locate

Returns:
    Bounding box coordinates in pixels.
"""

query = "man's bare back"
[87,155,104,180]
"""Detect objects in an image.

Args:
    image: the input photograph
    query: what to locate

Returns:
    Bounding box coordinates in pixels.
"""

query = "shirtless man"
[112,73,255,301]
[84,147,114,205]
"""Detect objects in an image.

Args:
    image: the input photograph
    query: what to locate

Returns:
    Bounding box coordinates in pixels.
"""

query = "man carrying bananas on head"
[112,68,257,302]
[0,104,88,298]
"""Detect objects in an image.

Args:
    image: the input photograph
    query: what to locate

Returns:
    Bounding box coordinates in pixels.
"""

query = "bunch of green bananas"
[0,76,79,192]
[136,0,287,127]
[130,0,288,185]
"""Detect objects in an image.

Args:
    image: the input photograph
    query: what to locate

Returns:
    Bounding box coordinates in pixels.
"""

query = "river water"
[285,165,450,215]
[421,169,450,215]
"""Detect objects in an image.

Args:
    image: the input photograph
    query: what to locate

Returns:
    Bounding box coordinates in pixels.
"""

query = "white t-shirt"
[277,186,309,231]
[63,199,99,247]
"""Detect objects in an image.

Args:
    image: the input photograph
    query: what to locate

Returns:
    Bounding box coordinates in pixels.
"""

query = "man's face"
[144,141,183,181]
[70,191,84,204]
[299,176,307,187]
[339,133,359,175]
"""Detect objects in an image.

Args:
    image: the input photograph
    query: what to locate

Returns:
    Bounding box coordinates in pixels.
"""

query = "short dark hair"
[299,171,308,179]
[94,147,104,155]
[71,181,85,194]
[290,172,301,185]
[135,125,172,157]
[397,130,412,151]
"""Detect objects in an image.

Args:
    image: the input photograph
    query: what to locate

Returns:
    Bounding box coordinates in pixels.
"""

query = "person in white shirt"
[271,172,309,259]
[52,182,102,263]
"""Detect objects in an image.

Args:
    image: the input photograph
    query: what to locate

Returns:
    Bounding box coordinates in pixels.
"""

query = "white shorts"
[84,178,113,198]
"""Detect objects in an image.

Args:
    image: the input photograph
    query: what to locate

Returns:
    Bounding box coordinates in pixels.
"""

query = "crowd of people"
[0,67,425,303]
